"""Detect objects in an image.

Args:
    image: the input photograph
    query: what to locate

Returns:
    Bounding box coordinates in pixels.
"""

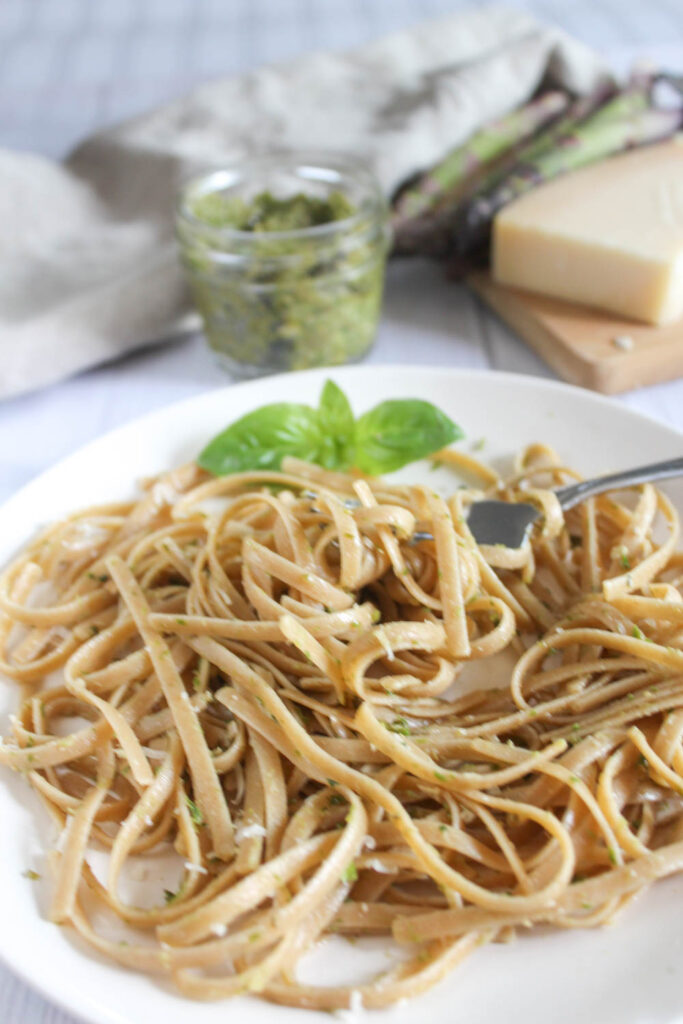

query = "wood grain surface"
[470,272,683,395]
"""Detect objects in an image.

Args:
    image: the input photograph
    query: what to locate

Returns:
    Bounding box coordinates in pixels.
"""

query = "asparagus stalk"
[447,80,682,268]
[483,84,617,181]
[391,91,569,252]
[394,85,614,258]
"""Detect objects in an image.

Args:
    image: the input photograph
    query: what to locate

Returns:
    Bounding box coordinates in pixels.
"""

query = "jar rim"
[176,151,387,244]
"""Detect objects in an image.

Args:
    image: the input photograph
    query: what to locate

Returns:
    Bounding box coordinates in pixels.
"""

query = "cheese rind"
[492,139,683,326]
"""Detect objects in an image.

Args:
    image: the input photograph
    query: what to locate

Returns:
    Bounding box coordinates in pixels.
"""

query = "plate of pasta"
[0,365,682,1024]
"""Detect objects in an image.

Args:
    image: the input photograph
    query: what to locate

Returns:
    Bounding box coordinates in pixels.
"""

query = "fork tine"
[303,487,538,548]
[465,500,538,548]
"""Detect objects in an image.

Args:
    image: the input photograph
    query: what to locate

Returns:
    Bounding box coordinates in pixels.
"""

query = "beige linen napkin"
[0,6,608,400]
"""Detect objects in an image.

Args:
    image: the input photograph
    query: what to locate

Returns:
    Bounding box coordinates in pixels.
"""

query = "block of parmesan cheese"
[491,139,683,326]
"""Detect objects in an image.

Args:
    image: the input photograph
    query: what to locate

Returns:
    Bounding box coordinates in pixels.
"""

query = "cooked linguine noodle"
[1,446,683,1010]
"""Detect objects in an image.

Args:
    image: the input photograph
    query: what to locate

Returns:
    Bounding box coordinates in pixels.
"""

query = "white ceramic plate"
[1,366,682,1024]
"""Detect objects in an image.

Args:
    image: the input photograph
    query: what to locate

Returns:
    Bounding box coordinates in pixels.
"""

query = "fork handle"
[556,456,683,511]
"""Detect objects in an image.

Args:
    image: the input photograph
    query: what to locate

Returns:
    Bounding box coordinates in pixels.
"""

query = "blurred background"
[1,0,682,508]
[2,0,681,159]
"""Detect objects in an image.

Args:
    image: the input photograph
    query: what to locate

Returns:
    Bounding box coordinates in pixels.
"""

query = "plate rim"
[3,366,683,523]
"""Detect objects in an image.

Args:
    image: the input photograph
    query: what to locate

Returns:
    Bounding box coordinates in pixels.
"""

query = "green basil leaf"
[354,399,463,474]
[316,380,355,470]
[318,380,354,440]
[198,403,323,476]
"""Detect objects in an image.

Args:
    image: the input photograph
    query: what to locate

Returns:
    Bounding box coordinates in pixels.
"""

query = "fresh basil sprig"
[316,380,355,470]
[198,380,463,477]
[198,402,324,475]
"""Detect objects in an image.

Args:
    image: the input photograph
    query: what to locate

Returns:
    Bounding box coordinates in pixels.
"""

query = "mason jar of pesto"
[176,154,390,377]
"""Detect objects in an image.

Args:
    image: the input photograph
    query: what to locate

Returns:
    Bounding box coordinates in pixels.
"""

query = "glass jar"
[175,153,390,377]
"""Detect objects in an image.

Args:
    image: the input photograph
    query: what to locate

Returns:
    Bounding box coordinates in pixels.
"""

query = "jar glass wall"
[176,154,390,377]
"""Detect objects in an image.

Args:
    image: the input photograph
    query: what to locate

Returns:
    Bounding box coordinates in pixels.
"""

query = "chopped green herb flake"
[386,717,411,736]
[341,862,358,884]
[185,796,204,827]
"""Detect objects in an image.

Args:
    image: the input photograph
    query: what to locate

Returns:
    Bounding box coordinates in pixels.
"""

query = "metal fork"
[458,456,683,548]
[305,457,683,548]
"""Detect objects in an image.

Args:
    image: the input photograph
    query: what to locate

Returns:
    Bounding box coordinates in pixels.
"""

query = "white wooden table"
[0,1,682,1020]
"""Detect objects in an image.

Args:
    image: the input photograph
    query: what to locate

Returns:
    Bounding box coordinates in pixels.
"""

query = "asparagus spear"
[480,83,617,183]
[447,81,682,268]
[391,91,568,251]
[394,85,613,258]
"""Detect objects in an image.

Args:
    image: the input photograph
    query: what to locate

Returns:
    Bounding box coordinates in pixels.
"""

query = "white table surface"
[1,1,682,1021]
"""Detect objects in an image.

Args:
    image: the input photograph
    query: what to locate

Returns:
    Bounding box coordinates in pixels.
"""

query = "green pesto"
[180,189,387,374]
[191,189,355,233]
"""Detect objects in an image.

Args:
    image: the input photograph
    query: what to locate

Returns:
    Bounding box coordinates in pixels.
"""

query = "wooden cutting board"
[469,271,683,395]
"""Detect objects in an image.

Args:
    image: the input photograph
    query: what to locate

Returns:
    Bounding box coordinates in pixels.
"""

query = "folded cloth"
[0,6,608,400]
